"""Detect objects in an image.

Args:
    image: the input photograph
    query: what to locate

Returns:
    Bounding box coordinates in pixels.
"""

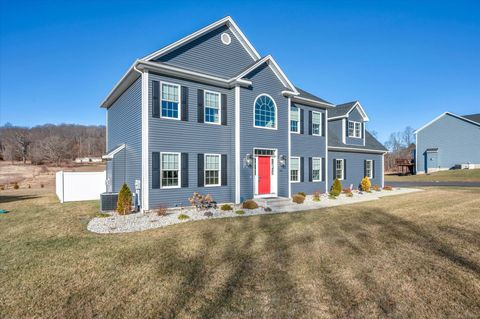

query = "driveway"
[389,181,480,187]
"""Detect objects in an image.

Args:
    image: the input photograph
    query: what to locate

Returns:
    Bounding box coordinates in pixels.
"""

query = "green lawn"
[1,188,480,318]
[386,168,480,182]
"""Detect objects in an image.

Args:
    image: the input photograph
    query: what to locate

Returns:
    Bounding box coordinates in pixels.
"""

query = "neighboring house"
[415,112,480,174]
[101,16,386,210]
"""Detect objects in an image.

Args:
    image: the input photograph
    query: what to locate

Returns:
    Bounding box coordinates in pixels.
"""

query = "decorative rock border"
[87,188,422,234]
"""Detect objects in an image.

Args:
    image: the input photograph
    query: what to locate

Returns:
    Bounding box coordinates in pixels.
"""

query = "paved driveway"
[389,181,480,187]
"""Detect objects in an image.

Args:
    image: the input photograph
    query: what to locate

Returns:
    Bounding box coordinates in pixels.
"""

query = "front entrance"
[254,148,277,198]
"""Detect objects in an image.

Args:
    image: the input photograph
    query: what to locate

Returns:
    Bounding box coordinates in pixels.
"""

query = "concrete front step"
[255,197,292,208]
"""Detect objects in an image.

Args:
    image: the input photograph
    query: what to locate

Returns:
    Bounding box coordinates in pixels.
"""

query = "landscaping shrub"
[292,194,305,204]
[361,176,371,192]
[41,184,44,188]
[220,204,233,211]
[328,194,337,199]
[235,210,245,215]
[313,191,321,201]
[28,184,31,189]
[242,199,258,209]
[178,214,190,220]
[188,192,216,210]
[13,183,19,190]
[343,188,353,197]
[330,178,342,197]
[0,185,4,191]
[373,184,381,191]
[154,206,168,216]
[383,185,393,191]
[117,183,132,215]
[297,191,307,198]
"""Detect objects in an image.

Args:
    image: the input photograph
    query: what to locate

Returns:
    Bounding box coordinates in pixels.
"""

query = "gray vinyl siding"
[148,73,235,208]
[155,25,255,78]
[329,119,343,144]
[240,62,289,201]
[345,108,364,146]
[328,151,383,190]
[106,78,142,193]
[416,114,480,173]
[291,102,327,195]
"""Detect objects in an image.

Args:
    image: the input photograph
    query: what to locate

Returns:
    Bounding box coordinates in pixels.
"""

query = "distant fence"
[56,171,106,203]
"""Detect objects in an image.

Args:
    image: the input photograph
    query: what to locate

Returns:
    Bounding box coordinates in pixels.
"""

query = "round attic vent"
[221,33,231,45]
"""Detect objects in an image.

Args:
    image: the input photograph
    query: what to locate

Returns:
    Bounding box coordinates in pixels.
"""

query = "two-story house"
[101,17,386,210]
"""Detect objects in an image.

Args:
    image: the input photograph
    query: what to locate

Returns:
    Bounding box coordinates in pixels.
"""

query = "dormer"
[328,101,369,146]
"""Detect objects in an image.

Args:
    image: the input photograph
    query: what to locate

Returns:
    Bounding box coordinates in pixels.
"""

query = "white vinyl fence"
[56,171,106,203]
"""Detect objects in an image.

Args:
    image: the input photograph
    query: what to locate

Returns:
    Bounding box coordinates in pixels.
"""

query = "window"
[205,154,221,186]
[366,160,373,179]
[204,91,221,124]
[312,111,322,136]
[161,153,180,188]
[290,105,299,133]
[348,121,361,138]
[161,82,180,119]
[312,157,322,181]
[290,157,300,182]
[254,94,276,129]
[335,159,344,180]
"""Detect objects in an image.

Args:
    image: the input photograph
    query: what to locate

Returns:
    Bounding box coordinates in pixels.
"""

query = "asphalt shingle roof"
[327,101,358,118]
[462,113,480,124]
[295,87,333,105]
[328,128,387,152]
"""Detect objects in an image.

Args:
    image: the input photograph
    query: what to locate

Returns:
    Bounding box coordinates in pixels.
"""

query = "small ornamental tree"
[117,183,132,215]
[361,177,371,192]
[330,178,342,197]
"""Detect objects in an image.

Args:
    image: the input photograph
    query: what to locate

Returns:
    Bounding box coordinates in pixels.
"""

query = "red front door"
[258,156,271,194]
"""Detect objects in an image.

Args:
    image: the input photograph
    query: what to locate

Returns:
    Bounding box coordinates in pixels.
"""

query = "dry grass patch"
[1,188,480,318]
[386,169,480,182]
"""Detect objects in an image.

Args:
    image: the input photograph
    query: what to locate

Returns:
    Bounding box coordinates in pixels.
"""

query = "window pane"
[290,106,299,121]
[205,92,219,109]
[205,155,219,170]
[162,84,179,102]
[255,95,276,128]
[290,158,299,170]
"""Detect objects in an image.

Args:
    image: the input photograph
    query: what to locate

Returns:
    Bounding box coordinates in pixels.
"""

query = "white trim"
[328,146,388,154]
[292,96,335,108]
[253,93,278,130]
[381,154,385,187]
[342,119,346,144]
[290,156,301,183]
[204,153,221,187]
[311,157,323,182]
[348,120,362,138]
[415,132,418,174]
[312,111,322,136]
[415,111,480,134]
[221,32,231,45]
[365,159,373,179]
[287,97,292,197]
[141,71,150,211]
[327,115,348,121]
[141,16,260,62]
[348,102,369,122]
[204,89,222,125]
[160,152,181,189]
[102,144,126,160]
[325,109,328,193]
[335,159,345,181]
[253,148,278,197]
[290,104,300,134]
[363,123,366,146]
[235,85,241,204]
[160,81,181,120]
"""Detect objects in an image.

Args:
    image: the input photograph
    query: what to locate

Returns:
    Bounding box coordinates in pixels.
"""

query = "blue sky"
[1,0,479,143]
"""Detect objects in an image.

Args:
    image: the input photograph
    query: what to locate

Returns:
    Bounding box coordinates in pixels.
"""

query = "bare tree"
[14,129,31,164]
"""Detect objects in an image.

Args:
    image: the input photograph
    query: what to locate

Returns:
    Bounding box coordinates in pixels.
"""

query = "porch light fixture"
[279,155,287,168]
[244,154,253,167]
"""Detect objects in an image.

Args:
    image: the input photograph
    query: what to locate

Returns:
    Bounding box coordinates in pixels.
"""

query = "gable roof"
[294,87,334,106]
[141,16,261,62]
[415,112,480,134]
[328,128,387,153]
[462,113,480,124]
[328,101,369,121]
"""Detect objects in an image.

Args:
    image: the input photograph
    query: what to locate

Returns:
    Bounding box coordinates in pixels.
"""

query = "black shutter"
[181,153,188,187]
[364,160,367,178]
[152,152,160,189]
[344,159,347,180]
[345,120,349,137]
[322,112,326,136]
[197,153,204,187]
[300,109,305,134]
[308,157,312,182]
[181,86,188,121]
[322,157,325,181]
[300,157,305,182]
[308,111,312,135]
[197,89,204,123]
[221,94,227,125]
[221,154,227,185]
[333,158,336,180]
[152,81,160,118]
[372,160,375,178]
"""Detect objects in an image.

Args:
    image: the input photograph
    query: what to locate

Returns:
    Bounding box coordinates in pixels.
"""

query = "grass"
[1,188,480,318]
[386,168,480,182]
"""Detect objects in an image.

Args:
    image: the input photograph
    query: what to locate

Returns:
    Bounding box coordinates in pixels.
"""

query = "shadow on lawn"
[0,194,39,204]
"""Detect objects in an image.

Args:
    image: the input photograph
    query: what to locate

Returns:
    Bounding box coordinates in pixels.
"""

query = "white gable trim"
[415,112,480,134]
[141,16,261,62]
[102,144,126,160]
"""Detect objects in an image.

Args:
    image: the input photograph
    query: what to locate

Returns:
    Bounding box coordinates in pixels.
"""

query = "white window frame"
[335,159,344,180]
[312,111,322,136]
[253,94,278,130]
[204,90,221,125]
[366,159,373,179]
[290,105,300,133]
[312,157,322,182]
[204,153,221,187]
[160,152,181,189]
[160,81,181,120]
[348,121,361,138]
[290,156,300,183]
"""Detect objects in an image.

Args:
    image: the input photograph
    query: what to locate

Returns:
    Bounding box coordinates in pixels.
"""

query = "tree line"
[0,123,106,165]
[383,126,416,172]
